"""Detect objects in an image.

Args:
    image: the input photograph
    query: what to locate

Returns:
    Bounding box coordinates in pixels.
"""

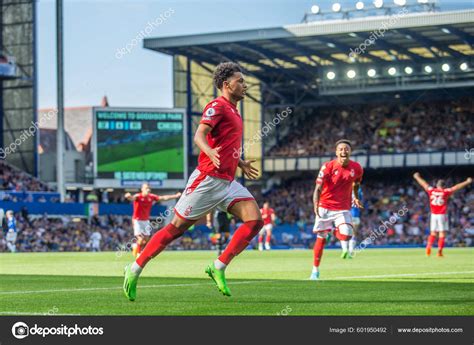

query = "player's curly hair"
[213,62,242,89]
[335,139,352,149]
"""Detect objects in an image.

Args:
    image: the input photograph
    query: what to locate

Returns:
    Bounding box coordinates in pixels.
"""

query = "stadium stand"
[267,98,474,157]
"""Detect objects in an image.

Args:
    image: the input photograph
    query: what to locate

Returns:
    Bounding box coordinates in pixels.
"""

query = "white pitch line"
[0,280,271,296]
[0,311,81,316]
[0,271,472,296]
[324,271,474,280]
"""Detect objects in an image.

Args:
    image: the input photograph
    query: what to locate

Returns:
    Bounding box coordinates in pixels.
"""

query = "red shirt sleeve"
[316,162,330,185]
[444,188,454,198]
[150,194,160,202]
[200,102,225,128]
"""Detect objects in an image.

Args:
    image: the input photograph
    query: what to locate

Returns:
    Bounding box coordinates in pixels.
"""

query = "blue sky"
[37,0,474,109]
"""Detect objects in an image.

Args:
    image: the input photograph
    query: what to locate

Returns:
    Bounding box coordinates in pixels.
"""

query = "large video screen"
[93,107,187,188]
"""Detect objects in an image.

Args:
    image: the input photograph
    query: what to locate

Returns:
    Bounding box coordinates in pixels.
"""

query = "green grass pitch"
[0,248,473,316]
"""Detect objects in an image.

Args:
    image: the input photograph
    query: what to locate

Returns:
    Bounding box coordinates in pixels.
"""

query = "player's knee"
[335,224,353,241]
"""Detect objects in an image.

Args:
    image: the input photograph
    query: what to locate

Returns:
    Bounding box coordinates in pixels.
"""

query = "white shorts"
[174,169,254,220]
[6,232,17,243]
[133,220,152,237]
[259,223,273,235]
[313,207,353,236]
[430,214,449,232]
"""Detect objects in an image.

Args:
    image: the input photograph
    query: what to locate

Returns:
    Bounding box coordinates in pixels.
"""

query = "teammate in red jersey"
[123,62,262,300]
[413,172,472,257]
[258,202,276,250]
[124,183,181,257]
[310,139,364,280]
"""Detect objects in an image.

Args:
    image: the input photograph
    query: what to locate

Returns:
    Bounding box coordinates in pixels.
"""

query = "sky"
[37,0,474,109]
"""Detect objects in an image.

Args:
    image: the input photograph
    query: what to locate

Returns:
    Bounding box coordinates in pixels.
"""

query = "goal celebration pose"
[123,62,262,300]
[413,172,472,257]
[310,139,364,280]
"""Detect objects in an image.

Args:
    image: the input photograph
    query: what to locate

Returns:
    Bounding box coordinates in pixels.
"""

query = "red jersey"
[426,187,453,215]
[197,96,243,182]
[132,193,160,220]
[316,159,363,211]
[260,207,275,225]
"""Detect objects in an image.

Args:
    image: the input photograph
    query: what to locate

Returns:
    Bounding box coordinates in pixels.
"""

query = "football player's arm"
[238,159,259,180]
[313,183,322,217]
[352,181,364,209]
[271,212,276,225]
[124,193,137,201]
[158,192,182,201]
[194,124,221,169]
[450,177,473,193]
[413,172,429,191]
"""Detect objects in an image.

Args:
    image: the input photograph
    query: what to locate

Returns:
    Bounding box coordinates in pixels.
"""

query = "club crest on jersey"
[334,170,338,175]
[350,169,355,177]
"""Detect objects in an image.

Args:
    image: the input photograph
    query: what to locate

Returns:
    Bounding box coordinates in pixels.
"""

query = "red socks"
[136,223,185,268]
[258,235,264,244]
[219,220,263,265]
[313,236,327,267]
[438,237,445,254]
[427,235,436,249]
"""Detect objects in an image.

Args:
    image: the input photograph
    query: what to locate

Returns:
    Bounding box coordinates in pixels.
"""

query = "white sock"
[349,238,356,253]
[130,262,142,275]
[341,240,348,252]
[312,266,319,273]
[7,242,15,252]
[214,259,227,270]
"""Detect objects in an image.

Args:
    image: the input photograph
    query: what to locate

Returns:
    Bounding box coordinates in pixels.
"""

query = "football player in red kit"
[413,172,472,257]
[123,62,262,300]
[310,139,364,280]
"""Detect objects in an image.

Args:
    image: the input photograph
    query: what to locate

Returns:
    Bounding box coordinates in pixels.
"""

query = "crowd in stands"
[0,160,51,193]
[268,98,474,157]
[2,171,472,252]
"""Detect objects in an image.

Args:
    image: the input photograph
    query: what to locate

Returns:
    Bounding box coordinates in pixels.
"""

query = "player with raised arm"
[124,183,181,258]
[413,172,472,257]
[258,202,276,251]
[123,62,263,300]
[310,140,363,280]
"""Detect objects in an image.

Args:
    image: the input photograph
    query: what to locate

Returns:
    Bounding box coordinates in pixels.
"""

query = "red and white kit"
[260,207,275,233]
[313,159,363,235]
[174,96,254,220]
[426,186,453,232]
[132,193,160,236]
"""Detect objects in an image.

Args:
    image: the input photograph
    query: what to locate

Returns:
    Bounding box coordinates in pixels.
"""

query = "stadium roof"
[144,9,474,104]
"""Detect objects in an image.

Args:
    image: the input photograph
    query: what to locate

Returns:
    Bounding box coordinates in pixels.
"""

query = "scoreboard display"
[93,107,187,189]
